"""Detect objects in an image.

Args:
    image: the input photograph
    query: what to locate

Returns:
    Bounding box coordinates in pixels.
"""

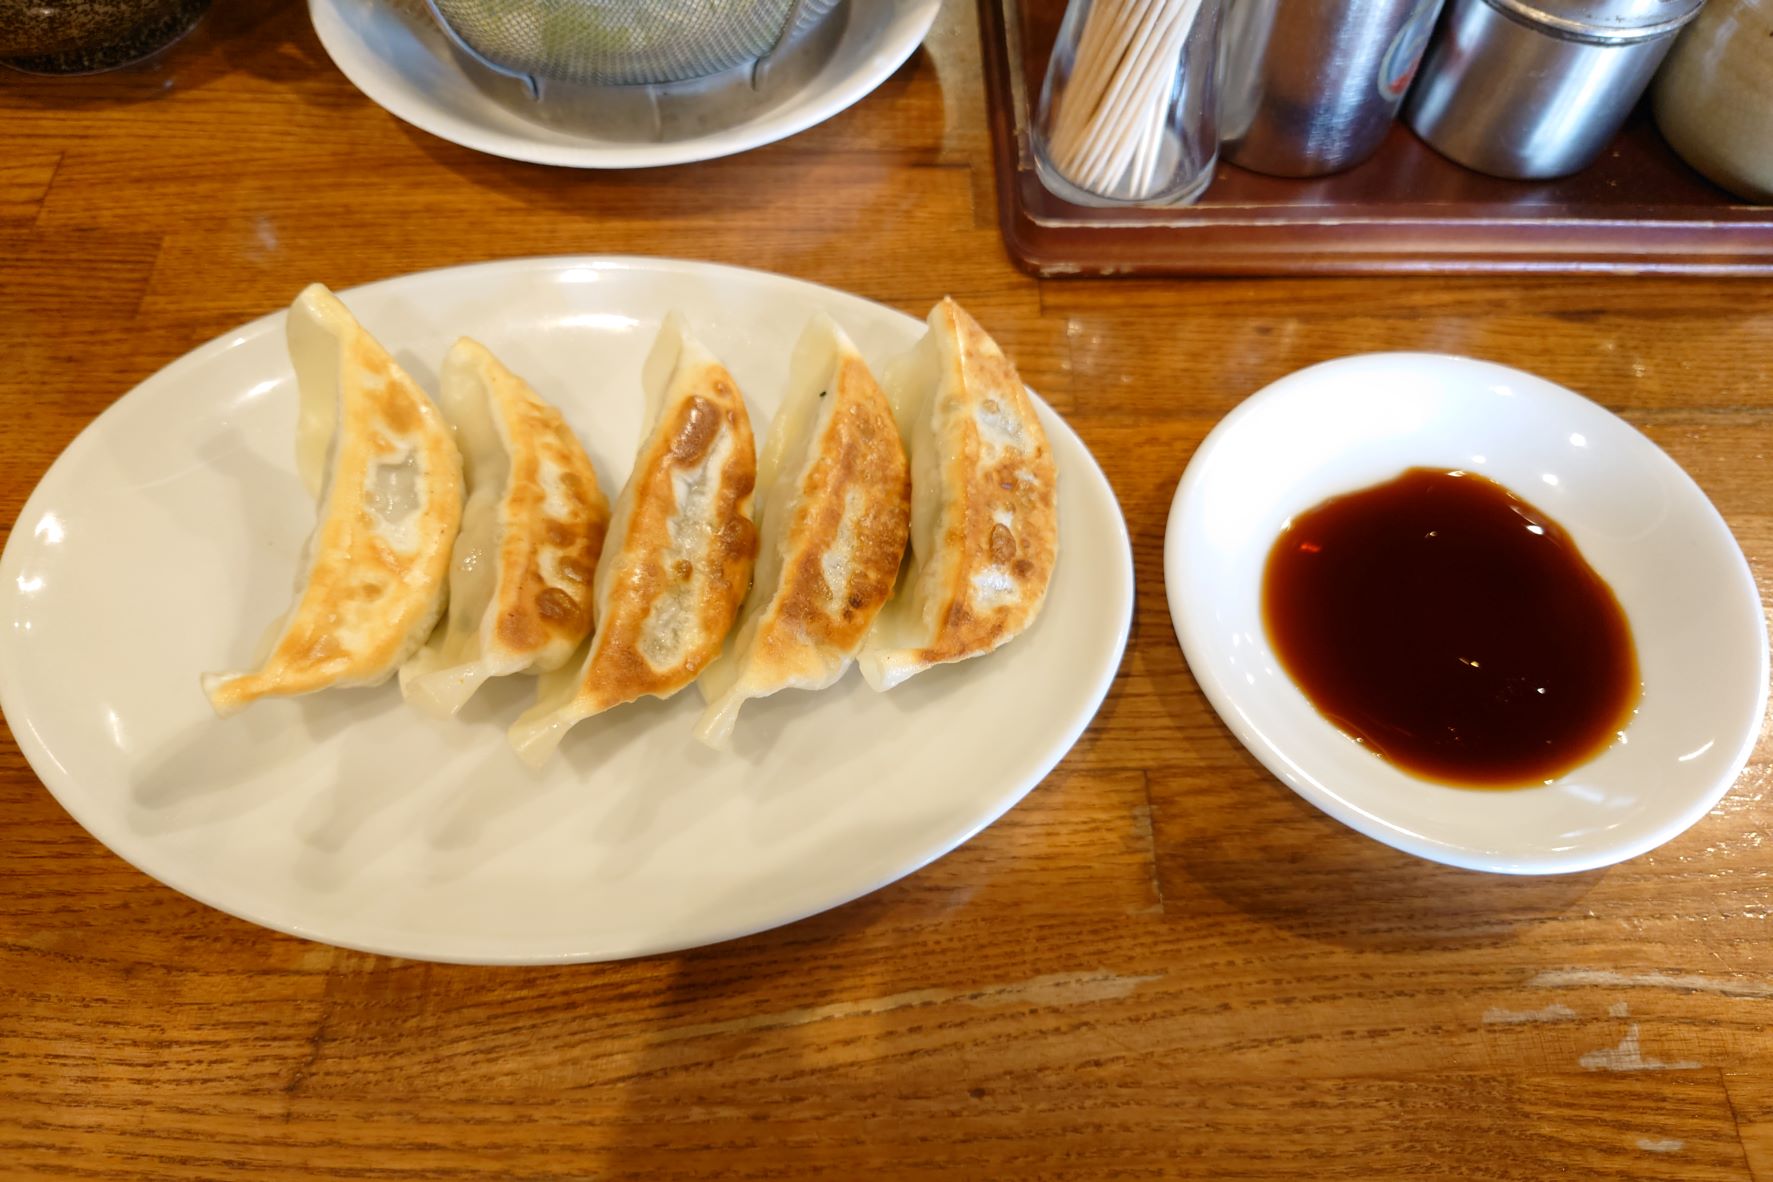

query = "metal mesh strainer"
[424,0,841,89]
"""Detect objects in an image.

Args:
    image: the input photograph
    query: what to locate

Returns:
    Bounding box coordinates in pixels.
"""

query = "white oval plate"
[308,0,940,168]
[1165,353,1767,875]
[0,257,1131,963]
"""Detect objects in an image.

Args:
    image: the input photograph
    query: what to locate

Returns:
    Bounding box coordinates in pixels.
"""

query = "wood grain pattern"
[4,0,1773,1177]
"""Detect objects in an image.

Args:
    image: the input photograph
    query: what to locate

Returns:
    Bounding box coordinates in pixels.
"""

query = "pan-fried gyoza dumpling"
[857,298,1058,691]
[399,338,611,717]
[508,313,757,767]
[693,315,910,749]
[201,284,464,717]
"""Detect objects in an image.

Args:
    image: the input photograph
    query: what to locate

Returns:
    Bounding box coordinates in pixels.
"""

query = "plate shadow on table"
[398,120,826,226]
[213,0,355,103]
[554,791,1005,1173]
[1106,450,1231,756]
[1158,739,1609,957]
[555,819,953,1088]
[381,44,946,223]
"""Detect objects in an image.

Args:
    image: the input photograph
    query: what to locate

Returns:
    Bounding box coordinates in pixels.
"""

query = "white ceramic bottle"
[1653,0,1773,203]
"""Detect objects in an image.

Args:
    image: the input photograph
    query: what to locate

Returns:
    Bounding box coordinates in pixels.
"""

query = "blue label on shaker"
[1378,0,1442,102]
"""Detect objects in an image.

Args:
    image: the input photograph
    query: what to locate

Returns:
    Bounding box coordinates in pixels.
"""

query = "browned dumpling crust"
[696,314,910,748]
[400,338,610,717]
[202,284,463,717]
[485,347,609,660]
[578,382,756,706]
[509,314,756,766]
[859,298,1058,690]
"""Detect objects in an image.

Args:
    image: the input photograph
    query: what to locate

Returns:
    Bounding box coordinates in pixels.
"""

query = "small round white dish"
[308,0,940,168]
[1165,353,1767,875]
[0,256,1132,963]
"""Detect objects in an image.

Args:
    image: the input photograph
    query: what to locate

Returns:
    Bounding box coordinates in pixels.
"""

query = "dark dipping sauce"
[1262,468,1640,789]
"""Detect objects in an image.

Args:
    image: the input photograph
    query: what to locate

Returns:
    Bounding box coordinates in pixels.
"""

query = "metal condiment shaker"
[1216,0,1447,177]
[1405,0,1708,180]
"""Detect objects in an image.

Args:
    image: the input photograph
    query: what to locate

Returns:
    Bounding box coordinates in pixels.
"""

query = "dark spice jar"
[1,0,211,75]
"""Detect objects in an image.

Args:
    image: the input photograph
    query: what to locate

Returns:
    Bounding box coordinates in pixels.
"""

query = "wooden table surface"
[5,2,1773,1177]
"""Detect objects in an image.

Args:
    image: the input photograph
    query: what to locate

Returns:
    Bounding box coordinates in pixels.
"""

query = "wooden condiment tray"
[980,0,1773,276]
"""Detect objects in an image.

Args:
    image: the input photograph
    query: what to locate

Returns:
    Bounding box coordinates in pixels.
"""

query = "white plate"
[1165,353,1767,875]
[308,0,940,168]
[0,256,1131,963]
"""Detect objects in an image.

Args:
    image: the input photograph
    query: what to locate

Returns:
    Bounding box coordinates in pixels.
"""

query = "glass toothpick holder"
[1033,0,1223,207]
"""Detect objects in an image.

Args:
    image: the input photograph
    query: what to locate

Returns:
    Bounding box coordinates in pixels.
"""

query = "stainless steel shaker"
[1217,0,1447,176]
[1405,0,1707,180]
